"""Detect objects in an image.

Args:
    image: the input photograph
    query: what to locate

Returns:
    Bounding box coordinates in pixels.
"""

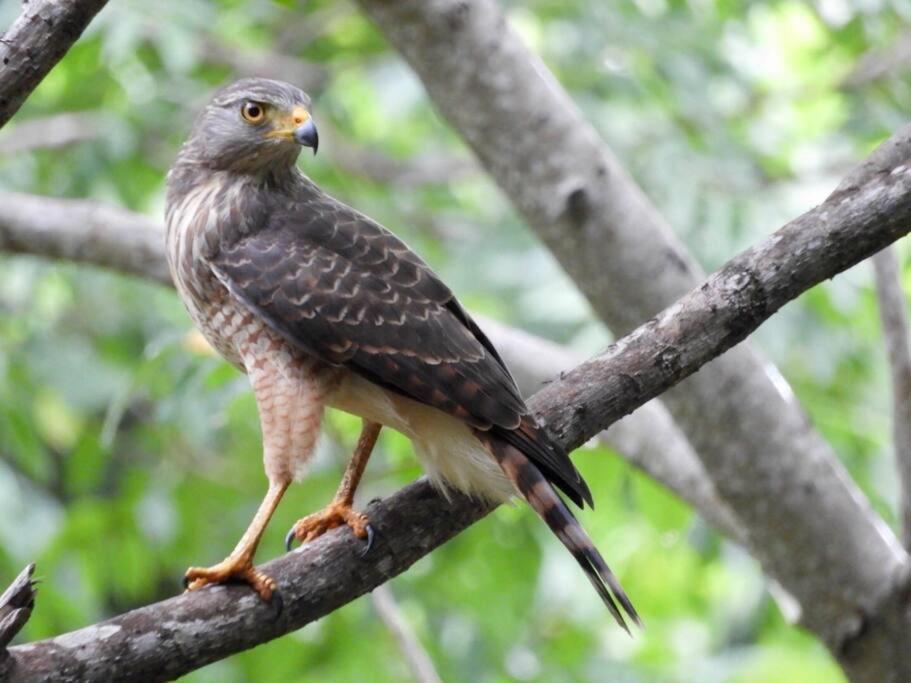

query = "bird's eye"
[241,101,266,124]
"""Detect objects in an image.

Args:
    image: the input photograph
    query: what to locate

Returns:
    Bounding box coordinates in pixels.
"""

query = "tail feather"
[478,431,641,632]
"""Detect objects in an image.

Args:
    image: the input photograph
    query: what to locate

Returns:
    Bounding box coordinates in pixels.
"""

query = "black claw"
[360,524,375,558]
[284,527,297,552]
[182,574,191,590]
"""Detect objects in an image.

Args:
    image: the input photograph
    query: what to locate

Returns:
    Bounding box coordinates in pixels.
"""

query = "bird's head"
[179,78,318,173]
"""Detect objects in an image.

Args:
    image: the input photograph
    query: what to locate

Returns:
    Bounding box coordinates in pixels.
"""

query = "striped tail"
[477,432,641,633]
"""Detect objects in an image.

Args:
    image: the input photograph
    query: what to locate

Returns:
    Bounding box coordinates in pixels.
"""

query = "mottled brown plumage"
[165,78,637,629]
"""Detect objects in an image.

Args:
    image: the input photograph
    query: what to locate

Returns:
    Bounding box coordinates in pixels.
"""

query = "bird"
[164,77,639,631]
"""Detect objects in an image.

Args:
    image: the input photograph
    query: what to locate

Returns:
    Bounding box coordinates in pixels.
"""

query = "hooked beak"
[266,106,319,155]
[293,118,319,155]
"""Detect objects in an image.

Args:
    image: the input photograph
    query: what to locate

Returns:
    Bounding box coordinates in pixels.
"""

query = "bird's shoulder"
[208,181,508,386]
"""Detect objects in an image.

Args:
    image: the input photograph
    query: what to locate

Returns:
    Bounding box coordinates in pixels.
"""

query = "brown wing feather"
[210,196,592,507]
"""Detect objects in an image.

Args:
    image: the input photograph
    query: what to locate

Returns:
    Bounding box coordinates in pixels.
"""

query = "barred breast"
[165,172,257,369]
[165,169,339,481]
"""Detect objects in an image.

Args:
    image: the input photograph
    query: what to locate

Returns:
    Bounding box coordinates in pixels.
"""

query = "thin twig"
[872,246,911,549]
[371,584,444,683]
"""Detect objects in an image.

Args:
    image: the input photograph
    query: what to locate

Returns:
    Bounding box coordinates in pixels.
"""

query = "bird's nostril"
[293,116,304,125]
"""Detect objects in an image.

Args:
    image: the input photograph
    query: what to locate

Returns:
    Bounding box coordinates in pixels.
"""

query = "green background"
[1,0,909,680]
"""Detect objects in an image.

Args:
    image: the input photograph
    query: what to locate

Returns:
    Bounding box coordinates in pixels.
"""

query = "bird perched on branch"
[165,78,639,630]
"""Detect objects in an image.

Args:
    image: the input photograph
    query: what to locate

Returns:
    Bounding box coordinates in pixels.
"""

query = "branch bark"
[0,192,170,285]
[0,564,36,681]
[350,0,909,668]
[0,564,35,649]
[0,191,740,543]
[4,123,911,681]
[872,247,911,549]
[0,0,110,128]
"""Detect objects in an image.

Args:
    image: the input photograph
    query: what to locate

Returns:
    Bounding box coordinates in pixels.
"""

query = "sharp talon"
[182,574,191,590]
[284,526,297,552]
[360,524,375,558]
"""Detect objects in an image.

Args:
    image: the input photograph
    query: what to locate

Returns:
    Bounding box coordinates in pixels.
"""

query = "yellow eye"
[241,101,266,124]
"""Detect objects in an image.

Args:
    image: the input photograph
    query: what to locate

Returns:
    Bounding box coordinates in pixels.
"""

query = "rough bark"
[5,126,911,681]
[0,0,110,128]
[0,192,170,285]
[0,564,37,680]
[0,565,35,650]
[351,1,910,671]
[872,247,911,549]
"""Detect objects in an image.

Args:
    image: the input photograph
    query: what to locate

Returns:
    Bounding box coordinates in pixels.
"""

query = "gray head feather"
[176,78,313,173]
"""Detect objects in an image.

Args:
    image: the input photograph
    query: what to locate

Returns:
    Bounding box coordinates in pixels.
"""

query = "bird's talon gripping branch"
[361,523,375,557]
[285,500,372,551]
[285,421,382,556]
[183,557,278,602]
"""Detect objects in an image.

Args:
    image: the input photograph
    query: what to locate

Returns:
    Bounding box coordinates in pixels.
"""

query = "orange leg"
[184,478,289,601]
[286,420,381,553]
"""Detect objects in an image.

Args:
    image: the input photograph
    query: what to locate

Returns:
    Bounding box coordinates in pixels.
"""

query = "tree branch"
[5,121,911,681]
[0,192,170,285]
[371,584,444,683]
[0,564,36,680]
[351,0,910,663]
[841,32,911,90]
[0,564,36,648]
[0,0,110,128]
[0,111,102,153]
[872,247,911,549]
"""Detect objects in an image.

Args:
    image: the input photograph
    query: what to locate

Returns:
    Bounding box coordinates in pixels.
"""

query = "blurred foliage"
[1,0,910,680]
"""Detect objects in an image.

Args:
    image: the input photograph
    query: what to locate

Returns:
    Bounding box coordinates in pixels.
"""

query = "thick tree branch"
[0,192,170,285]
[5,124,911,681]
[0,0,109,128]
[351,0,909,667]
[0,192,739,543]
[872,247,911,549]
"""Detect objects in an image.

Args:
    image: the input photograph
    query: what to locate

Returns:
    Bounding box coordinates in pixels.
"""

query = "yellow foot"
[284,501,374,555]
[183,556,277,601]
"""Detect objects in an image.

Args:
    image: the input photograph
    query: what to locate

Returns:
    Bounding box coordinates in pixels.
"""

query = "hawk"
[165,78,639,630]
